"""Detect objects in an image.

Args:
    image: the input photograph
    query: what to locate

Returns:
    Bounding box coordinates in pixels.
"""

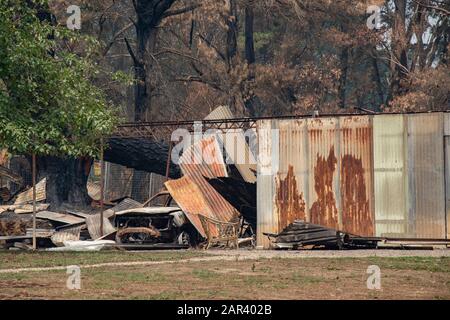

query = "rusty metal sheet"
[339,116,374,236]
[36,211,85,225]
[87,181,101,201]
[257,113,448,248]
[373,114,408,237]
[14,203,50,214]
[307,118,340,231]
[407,113,446,239]
[257,116,375,247]
[179,134,228,179]
[256,120,277,248]
[14,178,46,205]
[165,175,239,238]
[275,120,308,232]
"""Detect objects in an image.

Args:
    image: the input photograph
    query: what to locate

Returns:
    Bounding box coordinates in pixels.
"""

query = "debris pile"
[265,221,379,250]
[0,180,194,250]
[264,221,346,249]
[0,173,257,251]
[0,107,259,251]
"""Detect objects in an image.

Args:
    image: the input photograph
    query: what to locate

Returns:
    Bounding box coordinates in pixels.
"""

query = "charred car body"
[113,192,201,247]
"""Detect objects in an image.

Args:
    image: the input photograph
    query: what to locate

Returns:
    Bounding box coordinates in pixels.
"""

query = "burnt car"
[113,191,201,247]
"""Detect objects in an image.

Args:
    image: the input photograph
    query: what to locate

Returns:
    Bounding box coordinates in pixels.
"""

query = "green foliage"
[111,70,135,87]
[238,31,274,52]
[0,0,118,158]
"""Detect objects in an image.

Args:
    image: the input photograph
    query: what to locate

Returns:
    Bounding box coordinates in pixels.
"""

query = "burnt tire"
[176,224,200,247]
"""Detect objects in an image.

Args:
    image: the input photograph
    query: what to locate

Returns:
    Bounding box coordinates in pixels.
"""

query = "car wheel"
[177,231,191,246]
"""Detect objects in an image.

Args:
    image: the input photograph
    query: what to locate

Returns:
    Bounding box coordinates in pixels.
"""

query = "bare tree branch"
[198,33,227,62]
[103,22,134,56]
[414,0,450,16]
[162,3,202,19]
[124,37,139,66]
[154,47,201,62]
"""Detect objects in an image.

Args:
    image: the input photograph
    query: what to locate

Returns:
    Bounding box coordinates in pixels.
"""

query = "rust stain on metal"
[116,227,161,240]
[340,118,374,236]
[310,147,339,229]
[276,165,306,231]
[340,155,373,236]
[308,129,322,143]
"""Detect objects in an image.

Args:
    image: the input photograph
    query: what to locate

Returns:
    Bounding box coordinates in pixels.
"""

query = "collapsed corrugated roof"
[178,106,257,183]
[204,106,257,183]
[179,134,228,179]
[164,175,239,238]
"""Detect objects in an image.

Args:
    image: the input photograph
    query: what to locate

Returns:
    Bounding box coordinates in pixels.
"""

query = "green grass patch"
[192,269,216,280]
[290,272,327,284]
[365,256,450,273]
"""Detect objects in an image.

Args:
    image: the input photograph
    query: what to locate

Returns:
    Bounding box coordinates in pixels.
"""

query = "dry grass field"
[0,250,449,300]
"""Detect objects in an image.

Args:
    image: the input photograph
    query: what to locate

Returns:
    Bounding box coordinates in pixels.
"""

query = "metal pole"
[100,138,105,237]
[32,153,36,250]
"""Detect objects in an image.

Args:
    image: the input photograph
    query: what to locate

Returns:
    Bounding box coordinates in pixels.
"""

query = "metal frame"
[112,111,449,139]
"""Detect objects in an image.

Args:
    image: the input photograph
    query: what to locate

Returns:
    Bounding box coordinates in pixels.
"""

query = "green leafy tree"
[0,0,118,206]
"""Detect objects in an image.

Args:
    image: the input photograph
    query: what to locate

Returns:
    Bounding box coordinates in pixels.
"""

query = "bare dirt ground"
[0,249,449,300]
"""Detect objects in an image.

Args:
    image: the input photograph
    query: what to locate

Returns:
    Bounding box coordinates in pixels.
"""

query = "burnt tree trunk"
[104,138,181,179]
[338,47,350,109]
[127,0,177,122]
[244,5,255,66]
[371,49,385,109]
[36,156,92,209]
[226,0,238,113]
[133,26,158,122]
[130,24,158,201]
[243,3,262,117]
[23,2,91,209]
[126,0,177,200]
[387,0,409,103]
[30,138,179,207]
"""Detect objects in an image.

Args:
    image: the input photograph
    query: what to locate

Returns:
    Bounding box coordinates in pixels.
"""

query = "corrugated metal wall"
[257,120,277,248]
[407,114,446,238]
[257,112,448,248]
[444,114,450,239]
[373,115,408,237]
[340,116,374,236]
[307,118,341,231]
[373,113,446,239]
[257,116,375,247]
[276,120,308,229]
